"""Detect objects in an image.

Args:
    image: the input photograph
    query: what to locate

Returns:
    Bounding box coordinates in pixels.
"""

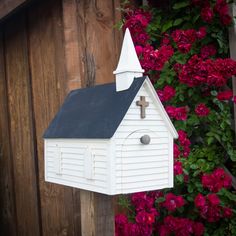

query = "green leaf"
[207,137,214,145]
[227,149,236,161]
[211,90,218,96]
[173,2,190,10]
[192,14,200,23]
[161,20,173,32]
[176,174,184,183]
[187,195,194,202]
[219,189,236,201]
[187,185,194,193]
[190,164,198,170]
[156,197,165,203]
[193,170,201,177]
[173,18,184,26]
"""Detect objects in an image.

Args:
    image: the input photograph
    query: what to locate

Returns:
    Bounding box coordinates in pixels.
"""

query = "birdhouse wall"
[44,139,112,194]
[112,82,174,194]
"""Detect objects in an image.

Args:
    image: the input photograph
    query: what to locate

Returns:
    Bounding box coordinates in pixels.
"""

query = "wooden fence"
[0,0,122,235]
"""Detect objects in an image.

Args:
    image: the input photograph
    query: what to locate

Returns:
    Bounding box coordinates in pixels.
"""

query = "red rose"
[174,161,183,175]
[162,193,185,211]
[223,207,233,218]
[195,103,210,117]
[207,193,220,206]
[135,45,143,56]
[217,90,233,100]
[220,14,232,26]
[214,0,228,15]
[196,27,207,39]
[201,6,214,23]
[195,193,206,208]
[166,106,188,120]
[174,144,181,159]
[193,222,205,236]
[200,44,216,59]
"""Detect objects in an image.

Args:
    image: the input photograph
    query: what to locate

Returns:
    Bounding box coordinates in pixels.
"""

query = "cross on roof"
[136,96,149,119]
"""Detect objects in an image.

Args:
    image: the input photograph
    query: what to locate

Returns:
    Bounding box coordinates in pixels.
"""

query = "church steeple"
[113,28,144,92]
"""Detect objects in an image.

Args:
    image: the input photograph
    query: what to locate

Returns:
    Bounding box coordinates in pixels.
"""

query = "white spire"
[113,28,144,92]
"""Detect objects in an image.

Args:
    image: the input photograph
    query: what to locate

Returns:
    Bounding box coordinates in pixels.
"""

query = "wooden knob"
[140,135,151,145]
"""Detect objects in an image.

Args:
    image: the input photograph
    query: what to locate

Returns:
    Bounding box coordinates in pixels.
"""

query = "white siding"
[44,139,111,194]
[113,82,173,194]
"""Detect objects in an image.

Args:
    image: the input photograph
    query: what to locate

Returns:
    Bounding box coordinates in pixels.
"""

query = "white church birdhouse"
[43,29,178,195]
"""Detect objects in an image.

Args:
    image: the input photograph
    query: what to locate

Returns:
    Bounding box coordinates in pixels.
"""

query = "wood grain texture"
[80,190,114,236]
[28,0,80,235]
[76,0,122,86]
[0,0,29,19]
[0,31,17,236]
[62,0,83,91]
[4,13,41,235]
[76,1,122,234]
[0,0,123,234]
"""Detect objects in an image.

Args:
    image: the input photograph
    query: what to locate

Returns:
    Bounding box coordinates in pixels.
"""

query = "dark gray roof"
[43,77,146,138]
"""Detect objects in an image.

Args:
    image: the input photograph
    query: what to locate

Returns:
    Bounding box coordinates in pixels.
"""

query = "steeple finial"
[113,28,144,92]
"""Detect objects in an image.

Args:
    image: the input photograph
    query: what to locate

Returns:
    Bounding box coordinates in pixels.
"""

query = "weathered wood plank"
[80,190,114,236]
[0,30,17,236]
[76,1,122,235]
[28,0,80,235]
[62,0,84,91]
[0,0,30,19]
[4,13,41,235]
[77,0,122,86]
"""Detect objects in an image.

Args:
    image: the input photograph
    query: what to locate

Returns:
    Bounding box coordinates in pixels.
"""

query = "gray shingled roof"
[43,77,146,138]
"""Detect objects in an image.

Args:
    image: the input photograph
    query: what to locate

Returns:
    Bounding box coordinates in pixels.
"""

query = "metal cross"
[136,96,149,119]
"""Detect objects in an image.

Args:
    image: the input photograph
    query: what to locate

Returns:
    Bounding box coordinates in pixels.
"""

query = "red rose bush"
[116,0,236,235]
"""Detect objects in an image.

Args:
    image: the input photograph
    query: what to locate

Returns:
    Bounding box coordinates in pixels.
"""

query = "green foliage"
[117,0,236,235]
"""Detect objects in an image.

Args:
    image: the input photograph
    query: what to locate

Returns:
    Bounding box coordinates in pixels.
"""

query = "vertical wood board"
[0,31,17,236]
[80,190,114,236]
[4,13,41,236]
[28,0,80,235]
[76,0,122,86]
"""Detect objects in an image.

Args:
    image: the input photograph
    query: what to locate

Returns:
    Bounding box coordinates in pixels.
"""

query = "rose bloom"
[194,193,206,208]
[193,222,205,236]
[207,193,220,206]
[162,193,185,211]
[174,143,181,159]
[195,103,210,117]
[196,27,207,40]
[174,161,183,175]
[135,211,156,225]
[220,14,232,26]
[178,130,191,147]
[157,85,176,102]
[166,106,188,120]
[201,6,214,23]
[217,90,233,100]
[159,225,171,236]
[135,45,143,56]
[214,0,228,15]
[202,168,232,192]
[200,44,216,59]
[171,29,197,53]
[223,207,233,218]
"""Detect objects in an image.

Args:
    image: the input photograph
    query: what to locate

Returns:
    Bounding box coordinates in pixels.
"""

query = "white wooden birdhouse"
[43,29,178,195]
